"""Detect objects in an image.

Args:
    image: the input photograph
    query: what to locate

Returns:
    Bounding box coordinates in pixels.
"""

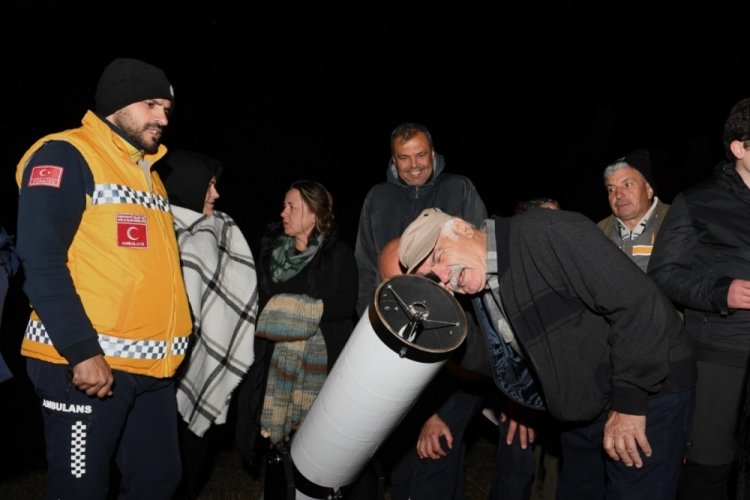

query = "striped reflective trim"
[632,245,653,256]
[92,183,170,211]
[25,320,189,359]
[71,421,87,478]
[99,335,167,359]
[172,335,190,356]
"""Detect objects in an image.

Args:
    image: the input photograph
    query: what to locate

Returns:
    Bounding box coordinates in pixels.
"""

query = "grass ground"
[0,428,498,500]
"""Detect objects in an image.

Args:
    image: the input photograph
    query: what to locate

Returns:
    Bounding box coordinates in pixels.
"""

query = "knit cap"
[94,58,174,116]
[618,149,655,188]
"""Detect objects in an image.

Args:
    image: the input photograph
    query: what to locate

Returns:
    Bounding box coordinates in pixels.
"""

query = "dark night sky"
[0,0,748,478]
[2,3,747,249]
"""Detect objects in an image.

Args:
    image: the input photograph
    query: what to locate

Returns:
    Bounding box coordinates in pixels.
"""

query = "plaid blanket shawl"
[173,206,258,437]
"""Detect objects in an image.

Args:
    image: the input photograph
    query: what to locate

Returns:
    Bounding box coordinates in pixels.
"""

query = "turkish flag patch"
[116,213,148,248]
[28,165,64,188]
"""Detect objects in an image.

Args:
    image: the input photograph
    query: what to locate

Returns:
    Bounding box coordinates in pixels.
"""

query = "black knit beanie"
[619,149,656,189]
[158,149,223,213]
[94,58,174,116]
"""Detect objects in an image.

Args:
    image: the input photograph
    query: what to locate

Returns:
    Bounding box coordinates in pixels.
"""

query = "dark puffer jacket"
[649,161,750,368]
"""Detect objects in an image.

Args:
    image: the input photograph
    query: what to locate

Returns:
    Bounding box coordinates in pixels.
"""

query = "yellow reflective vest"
[15,111,192,378]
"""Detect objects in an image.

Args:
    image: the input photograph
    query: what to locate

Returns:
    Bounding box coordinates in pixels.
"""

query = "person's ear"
[453,219,473,237]
[730,140,747,160]
[646,183,655,201]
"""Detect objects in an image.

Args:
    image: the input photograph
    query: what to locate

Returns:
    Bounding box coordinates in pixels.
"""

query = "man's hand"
[603,410,650,468]
[72,355,113,398]
[728,279,750,309]
[501,411,535,449]
[416,413,453,460]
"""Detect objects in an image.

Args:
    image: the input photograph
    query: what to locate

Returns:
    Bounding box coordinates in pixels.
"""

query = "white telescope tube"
[290,274,467,498]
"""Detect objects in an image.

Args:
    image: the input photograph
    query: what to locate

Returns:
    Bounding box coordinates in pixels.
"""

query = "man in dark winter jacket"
[354,123,487,499]
[399,207,696,500]
[648,96,750,499]
[354,122,486,316]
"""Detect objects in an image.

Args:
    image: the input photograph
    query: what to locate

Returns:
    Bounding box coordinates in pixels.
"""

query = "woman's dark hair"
[289,180,334,240]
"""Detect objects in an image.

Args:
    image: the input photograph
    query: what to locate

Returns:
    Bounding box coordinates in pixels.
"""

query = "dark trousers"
[0,270,11,383]
[389,386,543,500]
[491,415,536,500]
[27,358,181,500]
[387,389,484,500]
[676,360,746,499]
[557,389,695,500]
[678,461,734,500]
[176,419,228,500]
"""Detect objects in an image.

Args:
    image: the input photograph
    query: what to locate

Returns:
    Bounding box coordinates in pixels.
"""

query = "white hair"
[603,160,641,185]
[442,218,459,240]
[442,217,475,241]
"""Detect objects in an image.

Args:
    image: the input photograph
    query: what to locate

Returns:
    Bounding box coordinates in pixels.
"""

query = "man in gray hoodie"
[354,122,486,316]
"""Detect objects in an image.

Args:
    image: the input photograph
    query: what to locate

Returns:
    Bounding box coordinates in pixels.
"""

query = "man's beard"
[113,115,162,154]
[448,265,464,290]
[127,125,161,154]
[131,133,159,154]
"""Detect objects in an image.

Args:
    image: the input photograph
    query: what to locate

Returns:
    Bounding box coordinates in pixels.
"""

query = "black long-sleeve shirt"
[16,140,102,364]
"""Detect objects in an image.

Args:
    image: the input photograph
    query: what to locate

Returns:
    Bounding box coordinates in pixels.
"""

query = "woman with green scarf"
[236,180,358,463]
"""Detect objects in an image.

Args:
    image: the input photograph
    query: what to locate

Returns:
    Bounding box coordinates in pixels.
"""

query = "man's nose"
[433,265,451,284]
[155,109,169,127]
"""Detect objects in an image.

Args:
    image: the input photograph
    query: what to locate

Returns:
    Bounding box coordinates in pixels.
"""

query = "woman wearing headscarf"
[159,148,258,499]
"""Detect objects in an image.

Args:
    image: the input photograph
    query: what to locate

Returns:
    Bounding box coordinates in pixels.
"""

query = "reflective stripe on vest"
[25,320,190,359]
[92,183,170,211]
